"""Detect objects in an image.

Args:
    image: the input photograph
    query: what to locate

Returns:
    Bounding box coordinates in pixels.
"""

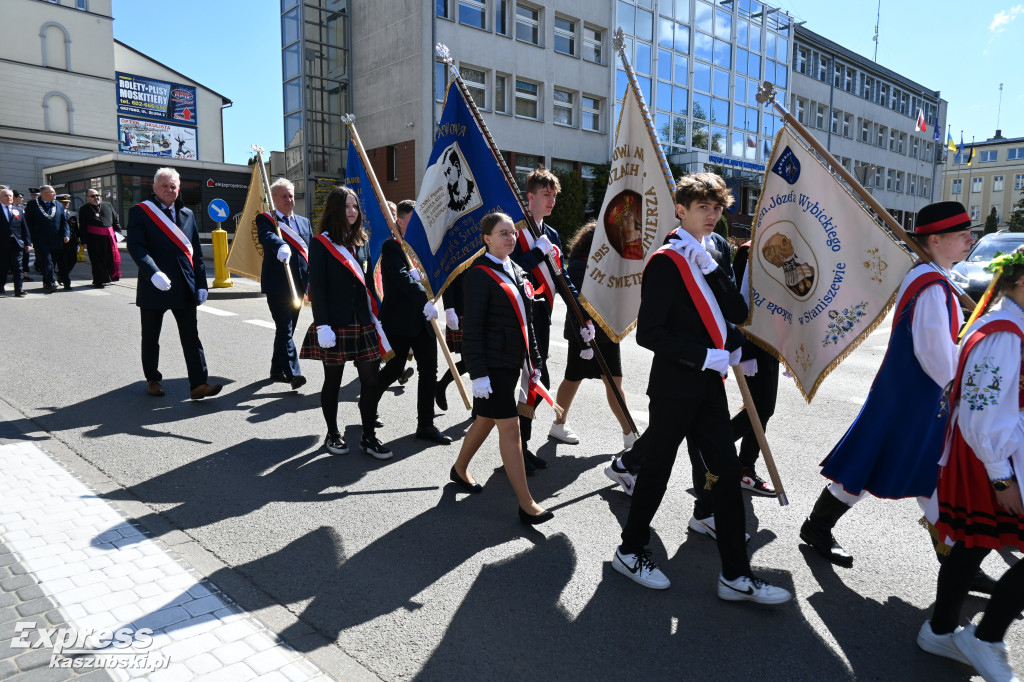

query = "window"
[496,0,509,34]
[437,0,450,19]
[495,74,508,113]
[1008,147,1024,160]
[555,17,576,55]
[877,125,886,147]
[794,98,805,125]
[844,68,854,92]
[979,150,998,163]
[972,177,982,193]
[76,0,87,8]
[815,104,825,130]
[894,171,903,192]
[515,79,539,118]
[1016,174,1024,191]
[830,110,839,135]
[816,54,827,81]
[553,88,574,126]
[515,153,541,187]
[911,137,919,158]
[516,5,540,45]
[462,66,487,109]
[459,0,486,29]
[861,120,870,143]
[970,205,980,220]
[842,113,852,138]
[434,61,447,101]
[387,146,398,182]
[584,26,602,63]
[994,176,1005,192]
[795,47,808,74]
[886,169,895,191]
[909,175,917,196]
[582,95,600,131]
[952,179,962,195]
[888,129,897,151]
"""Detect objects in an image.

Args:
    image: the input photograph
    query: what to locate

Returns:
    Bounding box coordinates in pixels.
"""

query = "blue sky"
[111,1,1023,166]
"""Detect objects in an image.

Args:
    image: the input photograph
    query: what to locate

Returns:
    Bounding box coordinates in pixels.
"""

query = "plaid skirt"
[299,323,382,365]
[445,326,463,353]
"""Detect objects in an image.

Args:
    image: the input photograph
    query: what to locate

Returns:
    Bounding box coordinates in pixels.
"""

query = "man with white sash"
[604,173,791,605]
[257,178,312,390]
[127,167,222,401]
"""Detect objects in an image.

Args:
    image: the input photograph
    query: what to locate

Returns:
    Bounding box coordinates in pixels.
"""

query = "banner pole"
[755,81,975,311]
[342,115,471,411]
[252,145,302,309]
[436,42,637,435]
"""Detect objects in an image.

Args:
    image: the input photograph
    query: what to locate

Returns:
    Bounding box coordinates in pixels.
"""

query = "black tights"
[437,359,466,389]
[932,542,1024,642]
[321,360,380,437]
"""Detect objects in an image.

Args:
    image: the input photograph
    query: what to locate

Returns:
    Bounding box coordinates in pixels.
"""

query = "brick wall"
[365,140,416,205]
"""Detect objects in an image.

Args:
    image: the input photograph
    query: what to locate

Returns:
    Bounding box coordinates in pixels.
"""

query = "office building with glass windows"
[943,132,1024,230]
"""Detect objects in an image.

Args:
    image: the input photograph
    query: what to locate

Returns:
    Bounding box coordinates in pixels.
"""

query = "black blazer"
[257,212,312,296]
[462,255,542,379]
[308,237,372,328]
[24,200,70,250]
[0,205,30,249]
[637,247,747,399]
[127,196,207,310]
[510,222,581,313]
[379,238,430,339]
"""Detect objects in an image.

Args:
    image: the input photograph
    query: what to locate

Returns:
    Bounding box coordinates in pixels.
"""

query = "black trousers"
[266,294,302,379]
[621,372,750,580]
[378,325,438,427]
[140,306,208,389]
[35,245,67,287]
[932,543,1024,642]
[519,303,551,448]
[730,349,779,468]
[0,240,24,293]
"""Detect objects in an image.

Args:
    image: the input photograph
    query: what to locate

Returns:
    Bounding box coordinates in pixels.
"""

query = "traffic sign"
[208,198,229,223]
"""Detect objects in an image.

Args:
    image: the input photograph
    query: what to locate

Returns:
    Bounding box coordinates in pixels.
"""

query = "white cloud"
[990,4,1024,32]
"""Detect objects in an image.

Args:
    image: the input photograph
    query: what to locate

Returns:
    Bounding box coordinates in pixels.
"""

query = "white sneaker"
[953,624,1019,682]
[623,431,638,450]
[688,514,750,542]
[612,547,670,589]
[717,574,791,605]
[549,421,580,444]
[604,458,635,496]
[917,621,969,665]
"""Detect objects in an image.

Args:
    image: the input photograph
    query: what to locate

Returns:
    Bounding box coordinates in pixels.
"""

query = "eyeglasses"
[87,194,99,199]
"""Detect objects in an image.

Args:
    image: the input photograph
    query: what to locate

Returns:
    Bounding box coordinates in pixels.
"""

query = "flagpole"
[755,81,976,311]
[251,145,302,309]
[342,115,472,411]
[965,136,976,228]
[435,42,638,436]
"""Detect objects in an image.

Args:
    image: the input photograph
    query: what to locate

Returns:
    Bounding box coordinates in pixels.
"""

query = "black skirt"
[473,367,522,420]
[564,337,622,382]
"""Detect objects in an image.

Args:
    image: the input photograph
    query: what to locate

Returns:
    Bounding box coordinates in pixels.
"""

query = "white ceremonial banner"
[744,126,915,401]
[579,78,678,342]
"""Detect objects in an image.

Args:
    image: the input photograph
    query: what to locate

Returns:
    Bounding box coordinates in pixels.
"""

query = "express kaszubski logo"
[9,622,169,671]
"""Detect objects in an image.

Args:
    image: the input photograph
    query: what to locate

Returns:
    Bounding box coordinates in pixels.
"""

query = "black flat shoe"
[524,449,547,470]
[269,371,289,383]
[450,466,482,493]
[416,425,453,444]
[518,507,553,525]
[435,384,449,411]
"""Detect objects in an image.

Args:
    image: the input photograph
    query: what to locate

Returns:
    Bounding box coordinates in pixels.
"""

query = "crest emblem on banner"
[415,142,483,254]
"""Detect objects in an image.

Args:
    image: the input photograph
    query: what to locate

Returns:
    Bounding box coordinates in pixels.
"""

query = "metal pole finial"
[612,27,625,52]
[755,81,777,108]
[435,43,453,64]
[340,113,355,125]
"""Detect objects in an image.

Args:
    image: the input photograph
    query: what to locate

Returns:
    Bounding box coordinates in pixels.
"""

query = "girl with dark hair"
[299,186,393,459]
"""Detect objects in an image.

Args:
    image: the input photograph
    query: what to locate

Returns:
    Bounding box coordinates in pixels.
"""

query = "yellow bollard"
[77,244,87,262]
[211,228,233,288]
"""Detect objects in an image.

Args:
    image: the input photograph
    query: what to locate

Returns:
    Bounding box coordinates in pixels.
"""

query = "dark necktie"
[162,206,175,224]
[281,215,290,226]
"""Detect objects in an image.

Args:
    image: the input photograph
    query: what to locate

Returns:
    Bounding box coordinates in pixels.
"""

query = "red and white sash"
[265,212,309,262]
[315,234,391,358]
[516,227,561,313]
[140,200,193,269]
[474,263,555,409]
[894,264,959,341]
[650,243,727,349]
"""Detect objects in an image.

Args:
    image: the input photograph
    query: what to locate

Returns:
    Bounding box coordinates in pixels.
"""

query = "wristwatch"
[991,477,1015,492]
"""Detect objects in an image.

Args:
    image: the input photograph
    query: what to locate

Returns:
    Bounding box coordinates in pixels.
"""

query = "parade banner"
[345,139,392,304]
[118,117,197,159]
[745,126,914,401]
[402,82,526,298]
[225,164,269,281]
[579,74,678,342]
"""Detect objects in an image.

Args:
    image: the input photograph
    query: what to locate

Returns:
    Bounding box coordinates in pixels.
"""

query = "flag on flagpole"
[967,144,974,166]
[932,116,940,142]
[344,139,395,304]
[915,109,927,132]
[401,81,526,298]
[743,127,915,401]
[947,132,957,153]
[225,163,269,281]
[578,71,678,342]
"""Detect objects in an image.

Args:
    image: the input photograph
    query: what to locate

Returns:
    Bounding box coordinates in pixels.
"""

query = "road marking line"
[245,319,276,329]
[197,305,236,317]
[72,289,110,296]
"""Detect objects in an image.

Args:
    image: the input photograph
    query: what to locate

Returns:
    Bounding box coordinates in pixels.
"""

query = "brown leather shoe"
[147,381,165,397]
[189,383,223,400]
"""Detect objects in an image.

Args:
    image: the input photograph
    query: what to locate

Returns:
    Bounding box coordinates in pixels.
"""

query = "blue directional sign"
[207,198,229,223]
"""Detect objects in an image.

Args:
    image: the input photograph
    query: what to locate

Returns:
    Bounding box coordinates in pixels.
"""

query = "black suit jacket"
[127,195,207,309]
[462,255,542,379]
[0,205,30,249]
[308,238,373,328]
[510,221,581,315]
[24,200,70,250]
[257,212,312,296]
[379,238,430,339]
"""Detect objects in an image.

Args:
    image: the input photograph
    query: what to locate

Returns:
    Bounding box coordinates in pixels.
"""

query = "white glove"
[197,289,208,305]
[530,367,542,383]
[683,243,718,274]
[423,301,439,321]
[580,321,596,343]
[445,308,459,330]
[534,235,554,256]
[740,359,758,376]
[277,244,291,263]
[472,377,492,398]
[316,324,337,348]
[409,268,422,282]
[151,272,172,291]
[580,348,594,360]
[702,348,730,376]
[729,348,742,366]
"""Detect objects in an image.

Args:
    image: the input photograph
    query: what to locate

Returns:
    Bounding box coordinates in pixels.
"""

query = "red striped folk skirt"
[299,323,382,365]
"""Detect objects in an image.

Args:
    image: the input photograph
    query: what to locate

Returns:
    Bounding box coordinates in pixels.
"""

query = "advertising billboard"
[118,117,197,160]
[116,72,199,159]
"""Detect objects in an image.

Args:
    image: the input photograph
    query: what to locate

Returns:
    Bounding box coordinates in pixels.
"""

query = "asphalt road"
[0,252,1018,681]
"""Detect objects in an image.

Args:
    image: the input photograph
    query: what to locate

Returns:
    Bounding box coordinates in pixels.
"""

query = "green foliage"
[985,207,999,235]
[715,214,729,239]
[549,168,586,243]
[587,163,611,217]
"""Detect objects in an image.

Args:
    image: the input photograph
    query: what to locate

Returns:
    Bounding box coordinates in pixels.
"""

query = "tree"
[587,162,611,217]
[1009,189,1024,233]
[715,214,729,240]
[549,168,586,243]
[984,206,999,235]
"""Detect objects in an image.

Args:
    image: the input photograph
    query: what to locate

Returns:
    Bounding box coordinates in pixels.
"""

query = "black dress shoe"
[290,375,307,390]
[518,507,554,525]
[799,519,854,567]
[449,466,482,493]
[14,291,26,298]
[524,449,547,470]
[435,384,449,411]
[270,371,289,383]
[398,366,414,385]
[416,425,452,444]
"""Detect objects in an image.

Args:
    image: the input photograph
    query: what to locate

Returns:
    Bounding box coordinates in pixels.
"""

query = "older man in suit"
[256,178,311,390]
[0,188,31,297]
[127,167,221,401]
[24,185,70,291]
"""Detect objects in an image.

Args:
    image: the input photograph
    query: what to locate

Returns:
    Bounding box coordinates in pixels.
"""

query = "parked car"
[951,232,1024,300]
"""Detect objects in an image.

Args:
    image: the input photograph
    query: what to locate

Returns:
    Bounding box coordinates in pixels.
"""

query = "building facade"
[790,26,946,231]
[943,132,1024,229]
